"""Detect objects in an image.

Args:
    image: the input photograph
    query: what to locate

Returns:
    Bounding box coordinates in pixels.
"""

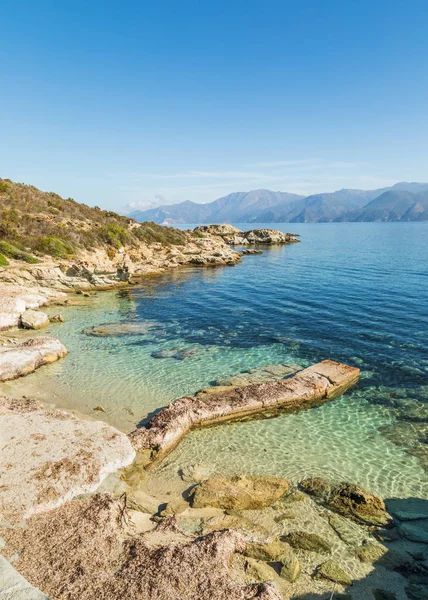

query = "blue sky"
[1,0,427,211]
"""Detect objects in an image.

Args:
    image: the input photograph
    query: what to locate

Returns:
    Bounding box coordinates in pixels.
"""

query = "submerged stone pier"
[130,360,360,462]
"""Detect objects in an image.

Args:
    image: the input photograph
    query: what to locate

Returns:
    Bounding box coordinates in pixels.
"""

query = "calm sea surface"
[5,223,428,499]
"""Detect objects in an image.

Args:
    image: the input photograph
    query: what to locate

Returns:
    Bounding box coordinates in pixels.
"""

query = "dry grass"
[0,178,189,260]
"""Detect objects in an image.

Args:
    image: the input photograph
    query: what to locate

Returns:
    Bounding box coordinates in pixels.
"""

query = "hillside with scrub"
[0,178,191,266]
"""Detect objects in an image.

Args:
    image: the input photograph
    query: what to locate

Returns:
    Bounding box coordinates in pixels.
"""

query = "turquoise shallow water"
[4,223,428,499]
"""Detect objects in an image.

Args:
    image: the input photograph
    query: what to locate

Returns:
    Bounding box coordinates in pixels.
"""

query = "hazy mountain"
[351,189,428,222]
[129,190,303,224]
[130,183,428,224]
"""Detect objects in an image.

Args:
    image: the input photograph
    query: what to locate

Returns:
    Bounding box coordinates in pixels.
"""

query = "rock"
[151,348,177,358]
[180,463,213,483]
[50,313,65,323]
[242,249,263,255]
[0,555,49,600]
[280,554,301,582]
[0,284,66,331]
[282,490,307,504]
[215,363,302,387]
[329,482,391,526]
[2,494,282,600]
[328,513,365,546]
[201,513,269,538]
[282,531,332,554]
[130,361,360,460]
[242,229,300,245]
[245,557,278,584]
[193,225,300,246]
[190,475,290,510]
[160,497,189,516]
[126,489,160,515]
[0,336,67,382]
[20,309,50,329]
[399,522,428,544]
[372,590,398,600]
[0,397,135,521]
[93,405,105,412]
[194,224,243,237]
[244,538,292,562]
[84,322,158,336]
[299,477,332,502]
[354,540,387,563]
[300,477,391,526]
[316,560,353,585]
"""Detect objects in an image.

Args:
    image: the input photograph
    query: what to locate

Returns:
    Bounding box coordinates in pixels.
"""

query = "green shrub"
[134,222,187,245]
[33,236,74,258]
[0,252,9,266]
[0,182,9,193]
[0,241,40,263]
[98,224,131,248]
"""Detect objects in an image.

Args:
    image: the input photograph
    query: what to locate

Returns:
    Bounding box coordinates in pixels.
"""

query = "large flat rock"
[0,398,136,521]
[0,337,67,382]
[130,360,360,462]
[0,284,66,331]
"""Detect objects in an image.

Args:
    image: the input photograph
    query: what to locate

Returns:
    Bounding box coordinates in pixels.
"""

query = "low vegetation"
[0,178,190,262]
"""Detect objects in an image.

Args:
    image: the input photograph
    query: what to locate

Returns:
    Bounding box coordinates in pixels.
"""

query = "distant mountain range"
[129,182,428,224]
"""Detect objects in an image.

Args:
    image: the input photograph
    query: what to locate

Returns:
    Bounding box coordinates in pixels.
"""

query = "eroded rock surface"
[130,361,360,461]
[194,225,300,246]
[300,477,391,526]
[0,398,135,520]
[0,336,67,382]
[0,284,66,330]
[2,494,282,600]
[215,362,302,387]
[190,475,290,510]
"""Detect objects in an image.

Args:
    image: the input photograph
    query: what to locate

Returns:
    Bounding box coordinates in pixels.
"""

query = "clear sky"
[1,0,427,211]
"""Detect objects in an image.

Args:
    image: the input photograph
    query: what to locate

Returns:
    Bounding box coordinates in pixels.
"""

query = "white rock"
[0,284,66,331]
[0,555,48,600]
[0,337,67,382]
[20,310,50,330]
[0,397,136,521]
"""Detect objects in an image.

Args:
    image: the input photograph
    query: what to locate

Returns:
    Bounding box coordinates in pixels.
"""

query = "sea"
[4,222,428,501]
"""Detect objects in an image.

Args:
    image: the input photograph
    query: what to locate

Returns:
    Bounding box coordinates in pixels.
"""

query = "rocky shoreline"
[1,226,426,599]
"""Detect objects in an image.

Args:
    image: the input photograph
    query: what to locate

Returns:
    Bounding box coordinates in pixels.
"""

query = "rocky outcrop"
[0,337,67,382]
[20,309,50,330]
[0,284,66,330]
[129,361,360,462]
[2,494,282,600]
[0,398,135,521]
[194,224,243,237]
[0,235,242,293]
[242,228,300,245]
[194,224,300,246]
[299,477,391,526]
[190,475,290,510]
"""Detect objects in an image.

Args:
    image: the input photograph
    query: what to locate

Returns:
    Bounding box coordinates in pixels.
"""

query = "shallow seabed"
[3,222,428,500]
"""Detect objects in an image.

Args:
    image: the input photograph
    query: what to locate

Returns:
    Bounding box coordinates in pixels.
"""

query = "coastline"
[0,227,426,600]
